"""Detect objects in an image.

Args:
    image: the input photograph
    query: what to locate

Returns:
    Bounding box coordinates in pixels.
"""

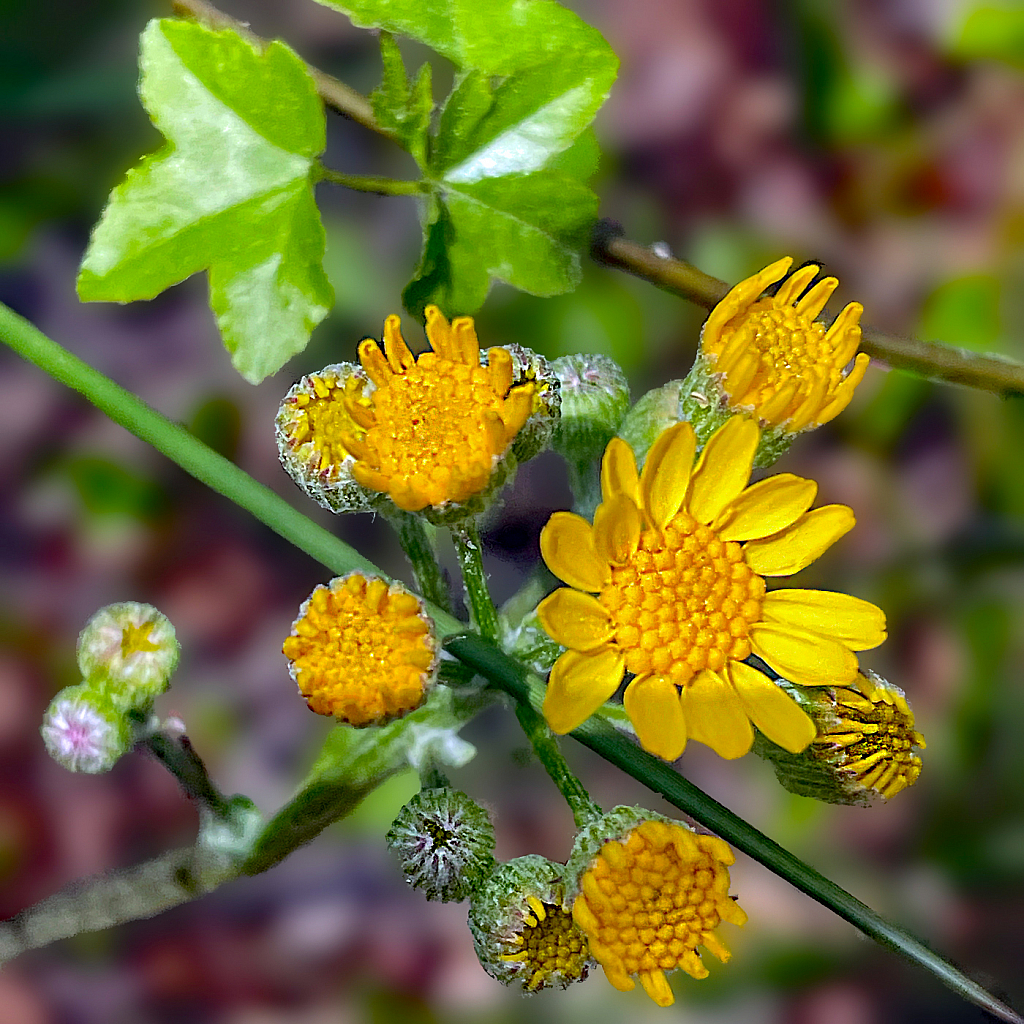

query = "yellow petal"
[639,969,675,1007]
[774,263,819,307]
[794,275,838,320]
[761,589,886,651]
[539,512,611,592]
[749,623,859,686]
[536,589,614,652]
[543,649,625,734]
[713,474,817,541]
[600,437,640,505]
[593,493,641,567]
[815,352,869,426]
[623,676,688,761]
[726,661,816,752]
[742,504,855,576]
[679,670,753,759]
[687,416,759,524]
[639,421,696,530]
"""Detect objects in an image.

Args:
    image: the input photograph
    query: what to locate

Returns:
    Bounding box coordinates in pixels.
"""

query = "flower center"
[120,621,160,658]
[503,899,590,991]
[283,575,434,727]
[601,512,765,684]
[281,371,364,474]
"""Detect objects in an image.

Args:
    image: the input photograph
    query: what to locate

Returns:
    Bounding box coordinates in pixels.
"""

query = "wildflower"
[537,416,886,761]
[469,855,593,993]
[77,602,179,707]
[41,683,133,773]
[282,573,438,727]
[276,308,557,521]
[758,670,924,804]
[386,786,496,902]
[565,806,746,1007]
[699,256,869,433]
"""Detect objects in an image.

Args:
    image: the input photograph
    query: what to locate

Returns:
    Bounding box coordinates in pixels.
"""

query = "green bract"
[77,19,332,384]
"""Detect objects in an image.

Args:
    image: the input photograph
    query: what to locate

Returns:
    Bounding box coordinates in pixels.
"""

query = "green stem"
[514,701,601,829]
[388,511,453,613]
[452,520,500,642]
[141,730,233,819]
[315,166,426,196]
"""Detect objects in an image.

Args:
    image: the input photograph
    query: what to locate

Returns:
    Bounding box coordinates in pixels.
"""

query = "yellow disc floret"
[338,306,536,512]
[283,573,437,727]
[500,895,591,991]
[573,820,747,1007]
[701,257,870,431]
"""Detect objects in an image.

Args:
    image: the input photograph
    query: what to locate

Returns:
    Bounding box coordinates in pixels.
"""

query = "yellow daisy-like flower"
[701,257,870,431]
[537,416,886,761]
[282,573,438,727]
[572,818,746,1007]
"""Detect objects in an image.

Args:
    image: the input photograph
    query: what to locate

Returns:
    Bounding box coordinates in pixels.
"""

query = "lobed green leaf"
[371,33,434,168]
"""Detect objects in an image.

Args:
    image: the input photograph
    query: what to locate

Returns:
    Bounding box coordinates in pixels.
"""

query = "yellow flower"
[571,817,746,1007]
[537,416,886,761]
[700,257,869,431]
[282,573,437,727]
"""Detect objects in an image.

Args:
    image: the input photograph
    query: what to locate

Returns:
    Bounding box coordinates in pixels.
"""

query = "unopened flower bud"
[551,353,630,464]
[753,670,925,804]
[41,683,133,773]
[469,855,593,993]
[386,786,496,902]
[615,380,685,468]
[77,602,179,708]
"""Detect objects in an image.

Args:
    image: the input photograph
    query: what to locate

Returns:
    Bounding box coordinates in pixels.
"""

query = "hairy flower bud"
[41,683,133,773]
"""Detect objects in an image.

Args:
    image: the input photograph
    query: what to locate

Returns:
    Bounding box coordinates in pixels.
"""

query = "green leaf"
[403,171,598,318]
[77,19,333,384]
[371,33,433,168]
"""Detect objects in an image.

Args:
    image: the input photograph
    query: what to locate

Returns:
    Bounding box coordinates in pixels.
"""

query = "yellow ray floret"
[283,573,437,726]
[701,257,870,431]
[340,306,536,512]
[573,820,746,1007]
[538,416,886,761]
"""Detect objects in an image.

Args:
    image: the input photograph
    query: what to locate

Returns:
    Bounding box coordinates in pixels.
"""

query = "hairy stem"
[141,729,234,819]
[452,521,500,642]
[388,511,453,614]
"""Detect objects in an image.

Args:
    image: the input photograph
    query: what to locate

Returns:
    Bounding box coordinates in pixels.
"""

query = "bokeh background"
[3,0,1024,1021]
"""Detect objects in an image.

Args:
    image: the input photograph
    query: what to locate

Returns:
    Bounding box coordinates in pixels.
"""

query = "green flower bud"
[41,683,133,773]
[753,670,925,805]
[77,602,179,708]
[616,380,685,468]
[468,855,592,993]
[551,353,630,465]
[386,786,496,903]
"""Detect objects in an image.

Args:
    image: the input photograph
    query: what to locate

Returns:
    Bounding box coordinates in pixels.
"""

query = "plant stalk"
[452,520,500,642]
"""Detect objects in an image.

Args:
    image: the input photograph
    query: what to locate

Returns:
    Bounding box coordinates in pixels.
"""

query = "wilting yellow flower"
[537,416,886,761]
[700,257,869,431]
[282,573,437,726]
[571,817,746,1007]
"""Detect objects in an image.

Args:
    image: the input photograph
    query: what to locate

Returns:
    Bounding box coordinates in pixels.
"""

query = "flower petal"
[543,649,624,734]
[726,661,816,753]
[749,623,859,686]
[540,512,611,592]
[601,437,640,506]
[623,675,688,760]
[593,493,642,567]
[537,589,614,652]
[687,417,760,524]
[742,505,855,576]
[639,422,696,530]
[761,589,886,651]
[713,474,817,541]
[679,670,754,759]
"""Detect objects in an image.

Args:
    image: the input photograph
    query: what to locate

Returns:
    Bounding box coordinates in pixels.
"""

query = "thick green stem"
[452,520,500,642]
[141,730,233,819]
[514,701,601,829]
[315,166,426,195]
[388,511,452,613]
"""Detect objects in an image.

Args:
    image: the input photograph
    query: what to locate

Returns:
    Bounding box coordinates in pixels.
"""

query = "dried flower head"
[566,807,746,1007]
[469,855,593,993]
[386,786,496,902]
[538,416,886,761]
[283,573,438,727]
[41,683,132,773]
[700,257,869,433]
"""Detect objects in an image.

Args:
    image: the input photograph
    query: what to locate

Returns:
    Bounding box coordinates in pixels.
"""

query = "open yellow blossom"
[701,257,870,431]
[572,818,746,1007]
[537,416,886,761]
[283,573,437,726]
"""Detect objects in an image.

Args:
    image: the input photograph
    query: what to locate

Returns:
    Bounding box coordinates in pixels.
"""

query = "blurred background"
[3,0,1024,1021]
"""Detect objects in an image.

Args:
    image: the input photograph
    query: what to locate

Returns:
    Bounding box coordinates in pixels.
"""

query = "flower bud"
[753,670,925,804]
[77,602,179,708]
[551,353,630,466]
[616,380,685,468]
[565,806,747,1007]
[41,683,133,773]
[386,786,496,902]
[469,855,593,993]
